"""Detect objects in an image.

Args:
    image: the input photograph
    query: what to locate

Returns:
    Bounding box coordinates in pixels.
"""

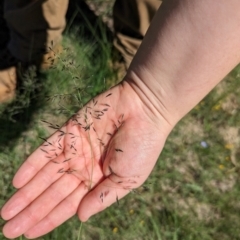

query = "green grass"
[1,11,240,240]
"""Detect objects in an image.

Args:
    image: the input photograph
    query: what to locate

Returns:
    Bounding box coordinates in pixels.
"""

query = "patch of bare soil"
[85,0,114,31]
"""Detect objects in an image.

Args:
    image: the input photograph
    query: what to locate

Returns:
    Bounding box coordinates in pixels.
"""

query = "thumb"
[78,176,131,222]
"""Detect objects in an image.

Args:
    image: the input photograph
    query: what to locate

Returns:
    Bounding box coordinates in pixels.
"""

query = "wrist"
[123,71,175,137]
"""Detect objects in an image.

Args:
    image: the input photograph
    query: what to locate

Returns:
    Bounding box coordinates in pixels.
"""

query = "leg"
[113,0,161,67]
[4,0,68,65]
[0,0,69,103]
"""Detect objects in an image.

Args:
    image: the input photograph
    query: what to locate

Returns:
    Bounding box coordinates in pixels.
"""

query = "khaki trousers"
[4,0,161,66]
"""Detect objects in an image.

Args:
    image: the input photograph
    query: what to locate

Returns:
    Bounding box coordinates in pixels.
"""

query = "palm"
[1,82,169,239]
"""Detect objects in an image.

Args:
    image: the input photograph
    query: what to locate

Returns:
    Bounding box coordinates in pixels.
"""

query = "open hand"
[1,81,171,239]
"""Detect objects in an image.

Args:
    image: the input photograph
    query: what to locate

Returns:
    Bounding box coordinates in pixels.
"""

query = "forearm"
[125,0,240,127]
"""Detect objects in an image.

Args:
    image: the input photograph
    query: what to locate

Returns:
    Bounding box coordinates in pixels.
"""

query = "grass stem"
[77,222,83,240]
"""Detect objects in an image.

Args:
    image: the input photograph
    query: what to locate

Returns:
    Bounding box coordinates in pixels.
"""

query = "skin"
[1,83,170,239]
[1,0,240,238]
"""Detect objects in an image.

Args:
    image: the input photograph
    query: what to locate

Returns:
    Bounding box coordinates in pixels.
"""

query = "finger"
[2,173,80,239]
[24,183,88,239]
[13,128,65,188]
[78,177,130,222]
[1,154,67,220]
